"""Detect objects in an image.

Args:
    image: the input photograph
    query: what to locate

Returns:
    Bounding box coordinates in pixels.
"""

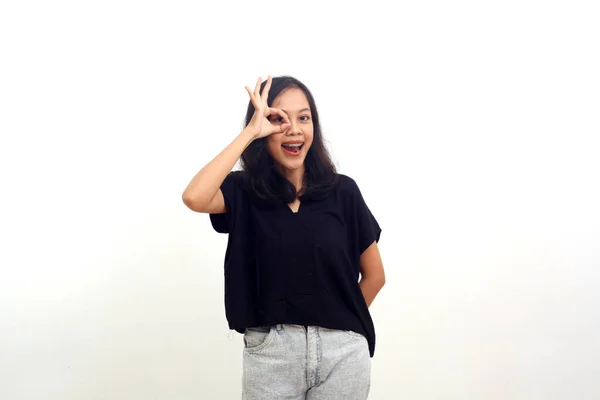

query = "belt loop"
[276,324,284,332]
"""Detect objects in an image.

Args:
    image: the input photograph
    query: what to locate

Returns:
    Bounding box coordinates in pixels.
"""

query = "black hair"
[240,76,338,205]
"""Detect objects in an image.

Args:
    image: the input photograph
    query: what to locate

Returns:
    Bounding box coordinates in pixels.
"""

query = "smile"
[281,142,304,156]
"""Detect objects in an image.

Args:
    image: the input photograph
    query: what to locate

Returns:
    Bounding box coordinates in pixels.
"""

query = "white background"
[1,1,599,399]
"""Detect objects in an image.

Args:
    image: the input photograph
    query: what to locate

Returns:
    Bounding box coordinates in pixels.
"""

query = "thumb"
[276,122,291,133]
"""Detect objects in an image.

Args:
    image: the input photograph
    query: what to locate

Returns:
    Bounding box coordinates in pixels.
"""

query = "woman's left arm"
[359,241,386,307]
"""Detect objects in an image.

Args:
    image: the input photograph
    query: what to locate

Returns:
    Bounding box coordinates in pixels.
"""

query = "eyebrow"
[281,108,311,115]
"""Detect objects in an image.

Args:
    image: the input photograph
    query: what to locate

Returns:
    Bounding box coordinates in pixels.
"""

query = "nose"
[286,119,302,135]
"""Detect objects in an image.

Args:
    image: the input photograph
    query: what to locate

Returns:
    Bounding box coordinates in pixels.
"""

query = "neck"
[278,164,305,194]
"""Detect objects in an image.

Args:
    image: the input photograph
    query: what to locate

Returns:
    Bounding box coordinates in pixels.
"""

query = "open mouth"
[281,142,304,156]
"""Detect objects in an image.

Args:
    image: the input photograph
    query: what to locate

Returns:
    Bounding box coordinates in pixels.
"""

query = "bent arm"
[182,128,256,213]
[359,241,386,307]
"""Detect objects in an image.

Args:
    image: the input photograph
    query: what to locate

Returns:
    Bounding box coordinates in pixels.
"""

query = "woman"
[182,75,385,399]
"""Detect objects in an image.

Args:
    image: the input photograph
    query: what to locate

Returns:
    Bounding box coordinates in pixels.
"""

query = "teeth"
[283,143,303,147]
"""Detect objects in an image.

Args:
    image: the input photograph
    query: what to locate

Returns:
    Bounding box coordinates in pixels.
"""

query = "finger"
[261,75,272,102]
[253,77,262,97]
[276,122,291,133]
[269,107,290,125]
[245,86,259,109]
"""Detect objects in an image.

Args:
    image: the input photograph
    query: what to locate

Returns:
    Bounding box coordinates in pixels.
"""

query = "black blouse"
[210,171,382,357]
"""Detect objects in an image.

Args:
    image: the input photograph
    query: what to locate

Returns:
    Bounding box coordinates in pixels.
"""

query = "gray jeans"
[242,324,371,399]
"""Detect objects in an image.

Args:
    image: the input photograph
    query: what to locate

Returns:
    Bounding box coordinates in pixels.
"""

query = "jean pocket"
[243,326,276,352]
[344,329,365,339]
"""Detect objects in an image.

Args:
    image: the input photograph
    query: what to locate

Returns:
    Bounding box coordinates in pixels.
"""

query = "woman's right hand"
[245,76,291,139]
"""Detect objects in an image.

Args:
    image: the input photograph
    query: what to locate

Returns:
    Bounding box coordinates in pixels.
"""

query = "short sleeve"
[209,171,243,234]
[349,178,382,255]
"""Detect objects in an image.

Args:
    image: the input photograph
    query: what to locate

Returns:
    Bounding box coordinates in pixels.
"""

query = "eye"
[300,115,311,122]
[269,116,284,124]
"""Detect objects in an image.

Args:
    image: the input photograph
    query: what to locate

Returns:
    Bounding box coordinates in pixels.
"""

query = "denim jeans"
[242,324,371,399]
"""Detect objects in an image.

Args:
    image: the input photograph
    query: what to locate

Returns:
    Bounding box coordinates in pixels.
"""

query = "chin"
[278,158,305,171]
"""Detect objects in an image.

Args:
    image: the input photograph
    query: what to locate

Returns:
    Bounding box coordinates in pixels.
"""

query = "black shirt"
[210,172,382,357]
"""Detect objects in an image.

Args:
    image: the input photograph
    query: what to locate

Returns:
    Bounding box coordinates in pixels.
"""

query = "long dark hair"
[240,76,338,205]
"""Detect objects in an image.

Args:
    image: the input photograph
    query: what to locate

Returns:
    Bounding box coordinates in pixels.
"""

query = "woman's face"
[266,88,314,172]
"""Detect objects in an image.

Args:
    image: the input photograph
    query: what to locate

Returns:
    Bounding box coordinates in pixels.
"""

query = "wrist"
[241,127,259,141]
